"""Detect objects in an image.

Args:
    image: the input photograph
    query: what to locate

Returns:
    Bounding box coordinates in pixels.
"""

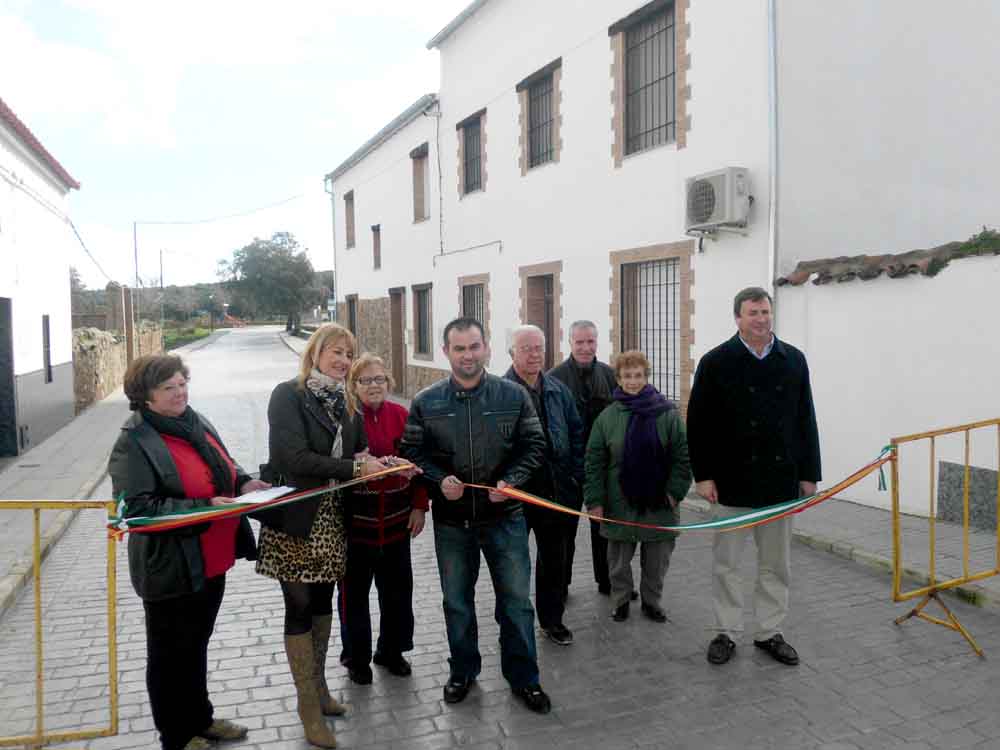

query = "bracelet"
[353,459,363,479]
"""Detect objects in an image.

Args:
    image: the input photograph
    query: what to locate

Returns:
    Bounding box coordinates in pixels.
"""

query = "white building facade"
[327,0,1000,513]
[0,98,80,456]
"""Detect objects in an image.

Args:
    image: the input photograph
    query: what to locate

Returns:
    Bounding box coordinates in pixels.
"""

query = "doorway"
[0,298,17,457]
[389,288,406,396]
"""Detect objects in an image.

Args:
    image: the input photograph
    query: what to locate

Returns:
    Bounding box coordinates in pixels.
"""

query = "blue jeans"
[433,511,539,689]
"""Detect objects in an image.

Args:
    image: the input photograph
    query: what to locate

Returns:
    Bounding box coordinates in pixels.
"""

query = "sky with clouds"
[0,0,470,289]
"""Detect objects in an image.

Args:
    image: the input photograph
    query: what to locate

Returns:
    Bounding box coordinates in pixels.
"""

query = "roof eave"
[426,0,491,49]
[325,93,438,184]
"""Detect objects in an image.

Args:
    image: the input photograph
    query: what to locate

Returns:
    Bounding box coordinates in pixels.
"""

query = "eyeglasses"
[357,376,388,386]
[516,345,545,355]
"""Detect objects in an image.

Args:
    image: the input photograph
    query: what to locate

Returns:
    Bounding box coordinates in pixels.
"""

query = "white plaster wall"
[0,128,74,375]
[775,0,1000,272]
[778,255,1000,514]
[332,0,773,381]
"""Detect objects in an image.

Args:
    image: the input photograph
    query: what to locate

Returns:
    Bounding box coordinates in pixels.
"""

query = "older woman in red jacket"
[340,353,428,684]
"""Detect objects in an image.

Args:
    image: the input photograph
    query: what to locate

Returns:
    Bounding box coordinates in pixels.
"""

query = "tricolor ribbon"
[468,446,894,533]
[106,463,417,537]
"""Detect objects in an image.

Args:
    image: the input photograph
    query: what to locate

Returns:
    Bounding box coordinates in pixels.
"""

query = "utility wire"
[135,193,305,226]
[68,220,116,284]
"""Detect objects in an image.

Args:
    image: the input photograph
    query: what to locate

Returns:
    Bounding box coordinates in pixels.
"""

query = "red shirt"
[162,433,240,579]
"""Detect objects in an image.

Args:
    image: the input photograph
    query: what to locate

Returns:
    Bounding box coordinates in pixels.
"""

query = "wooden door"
[389,289,405,395]
[525,274,555,371]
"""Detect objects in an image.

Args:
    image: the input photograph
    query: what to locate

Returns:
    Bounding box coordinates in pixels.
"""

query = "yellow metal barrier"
[0,500,119,748]
[890,417,1000,656]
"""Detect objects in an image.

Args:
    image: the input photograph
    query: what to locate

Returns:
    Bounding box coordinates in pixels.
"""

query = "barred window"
[625,5,676,155]
[463,119,482,193]
[462,283,485,325]
[413,284,432,356]
[620,257,680,399]
[372,225,381,270]
[528,75,554,167]
[344,191,356,248]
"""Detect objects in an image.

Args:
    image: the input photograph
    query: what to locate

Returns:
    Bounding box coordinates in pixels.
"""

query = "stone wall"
[72,322,163,413]
[405,364,450,399]
[353,297,391,362]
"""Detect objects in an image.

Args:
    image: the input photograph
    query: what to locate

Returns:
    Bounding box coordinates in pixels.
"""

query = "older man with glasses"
[504,324,585,646]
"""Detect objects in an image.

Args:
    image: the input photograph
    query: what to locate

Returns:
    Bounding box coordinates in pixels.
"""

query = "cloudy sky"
[1,0,469,289]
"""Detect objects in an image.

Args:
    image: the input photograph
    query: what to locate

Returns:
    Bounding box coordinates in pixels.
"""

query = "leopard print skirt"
[256,492,347,583]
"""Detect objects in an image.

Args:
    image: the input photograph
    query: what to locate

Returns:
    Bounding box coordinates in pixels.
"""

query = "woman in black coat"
[108,354,268,750]
[255,323,384,749]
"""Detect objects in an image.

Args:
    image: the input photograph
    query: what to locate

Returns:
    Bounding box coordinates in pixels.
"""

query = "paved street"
[2,328,1000,749]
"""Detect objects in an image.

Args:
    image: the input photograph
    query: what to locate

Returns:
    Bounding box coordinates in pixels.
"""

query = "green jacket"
[583,402,692,543]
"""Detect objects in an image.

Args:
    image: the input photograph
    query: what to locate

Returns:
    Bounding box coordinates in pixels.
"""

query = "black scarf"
[142,406,234,497]
[613,384,674,513]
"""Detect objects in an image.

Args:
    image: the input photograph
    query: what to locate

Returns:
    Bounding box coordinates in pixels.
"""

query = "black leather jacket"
[108,410,257,602]
[401,373,546,527]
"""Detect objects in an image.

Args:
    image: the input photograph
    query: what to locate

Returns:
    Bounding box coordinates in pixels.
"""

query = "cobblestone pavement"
[2,328,1000,750]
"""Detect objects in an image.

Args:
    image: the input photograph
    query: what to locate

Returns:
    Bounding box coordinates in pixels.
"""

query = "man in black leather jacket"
[401,317,552,714]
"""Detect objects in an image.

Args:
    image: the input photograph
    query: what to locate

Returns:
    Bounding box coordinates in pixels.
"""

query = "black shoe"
[347,663,373,684]
[512,684,551,714]
[706,634,736,665]
[612,601,630,621]
[542,624,574,646]
[373,652,411,676]
[640,601,668,623]
[753,634,799,666]
[597,583,611,595]
[630,590,639,601]
[443,675,474,704]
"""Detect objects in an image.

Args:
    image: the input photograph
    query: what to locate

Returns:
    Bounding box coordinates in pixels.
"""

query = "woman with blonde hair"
[583,350,692,624]
[255,323,384,748]
[341,353,428,684]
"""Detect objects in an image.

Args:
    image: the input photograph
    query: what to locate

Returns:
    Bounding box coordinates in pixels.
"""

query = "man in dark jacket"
[687,287,821,668]
[504,324,585,647]
[548,320,619,596]
[401,317,552,714]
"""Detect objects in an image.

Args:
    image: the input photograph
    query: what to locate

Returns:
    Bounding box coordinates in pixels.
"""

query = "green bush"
[164,326,212,351]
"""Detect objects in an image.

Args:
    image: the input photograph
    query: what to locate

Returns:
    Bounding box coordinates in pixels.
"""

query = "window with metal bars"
[414,285,432,355]
[461,283,486,326]
[346,296,358,336]
[625,5,676,155]
[42,314,52,383]
[528,75,554,167]
[344,191,356,248]
[463,119,482,193]
[372,225,381,270]
[620,258,679,400]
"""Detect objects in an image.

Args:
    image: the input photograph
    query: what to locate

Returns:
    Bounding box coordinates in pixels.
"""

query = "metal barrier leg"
[894,591,984,658]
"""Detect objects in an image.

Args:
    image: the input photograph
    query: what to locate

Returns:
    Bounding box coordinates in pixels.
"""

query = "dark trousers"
[591,520,610,589]
[525,515,575,629]
[340,538,415,666]
[143,575,225,750]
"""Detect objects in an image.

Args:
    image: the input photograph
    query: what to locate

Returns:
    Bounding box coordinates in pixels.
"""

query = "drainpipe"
[323,174,338,321]
[766,0,779,296]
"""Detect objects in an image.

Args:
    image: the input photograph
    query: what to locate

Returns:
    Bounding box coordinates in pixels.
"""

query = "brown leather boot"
[311,614,347,716]
[284,633,338,748]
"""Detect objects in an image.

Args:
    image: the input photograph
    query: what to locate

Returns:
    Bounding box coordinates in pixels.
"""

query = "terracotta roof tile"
[776,232,1000,287]
[0,96,80,190]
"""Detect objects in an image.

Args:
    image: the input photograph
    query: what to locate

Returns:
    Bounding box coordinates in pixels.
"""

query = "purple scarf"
[614,384,675,513]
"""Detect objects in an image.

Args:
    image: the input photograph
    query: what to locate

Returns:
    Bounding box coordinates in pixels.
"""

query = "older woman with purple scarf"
[583,350,692,623]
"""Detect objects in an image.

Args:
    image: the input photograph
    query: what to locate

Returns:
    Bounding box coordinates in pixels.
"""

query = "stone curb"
[683,494,1000,613]
[0,461,110,621]
[277,331,303,357]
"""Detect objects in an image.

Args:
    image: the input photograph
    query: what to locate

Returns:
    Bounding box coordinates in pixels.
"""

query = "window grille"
[344,191,356,248]
[463,119,482,193]
[414,287,432,355]
[620,257,679,399]
[372,225,381,270]
[625,5,676,155]
[528,75,554,167]
[462,283,486,326]
[346,297,358,336]
[42,314,52,384]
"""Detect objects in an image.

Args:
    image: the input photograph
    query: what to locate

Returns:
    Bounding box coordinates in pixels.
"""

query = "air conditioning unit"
[685,167,751,232]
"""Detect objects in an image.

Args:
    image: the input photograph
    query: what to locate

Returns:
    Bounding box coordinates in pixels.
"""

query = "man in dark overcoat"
[686,287,821,667]
[548,320,620,596]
